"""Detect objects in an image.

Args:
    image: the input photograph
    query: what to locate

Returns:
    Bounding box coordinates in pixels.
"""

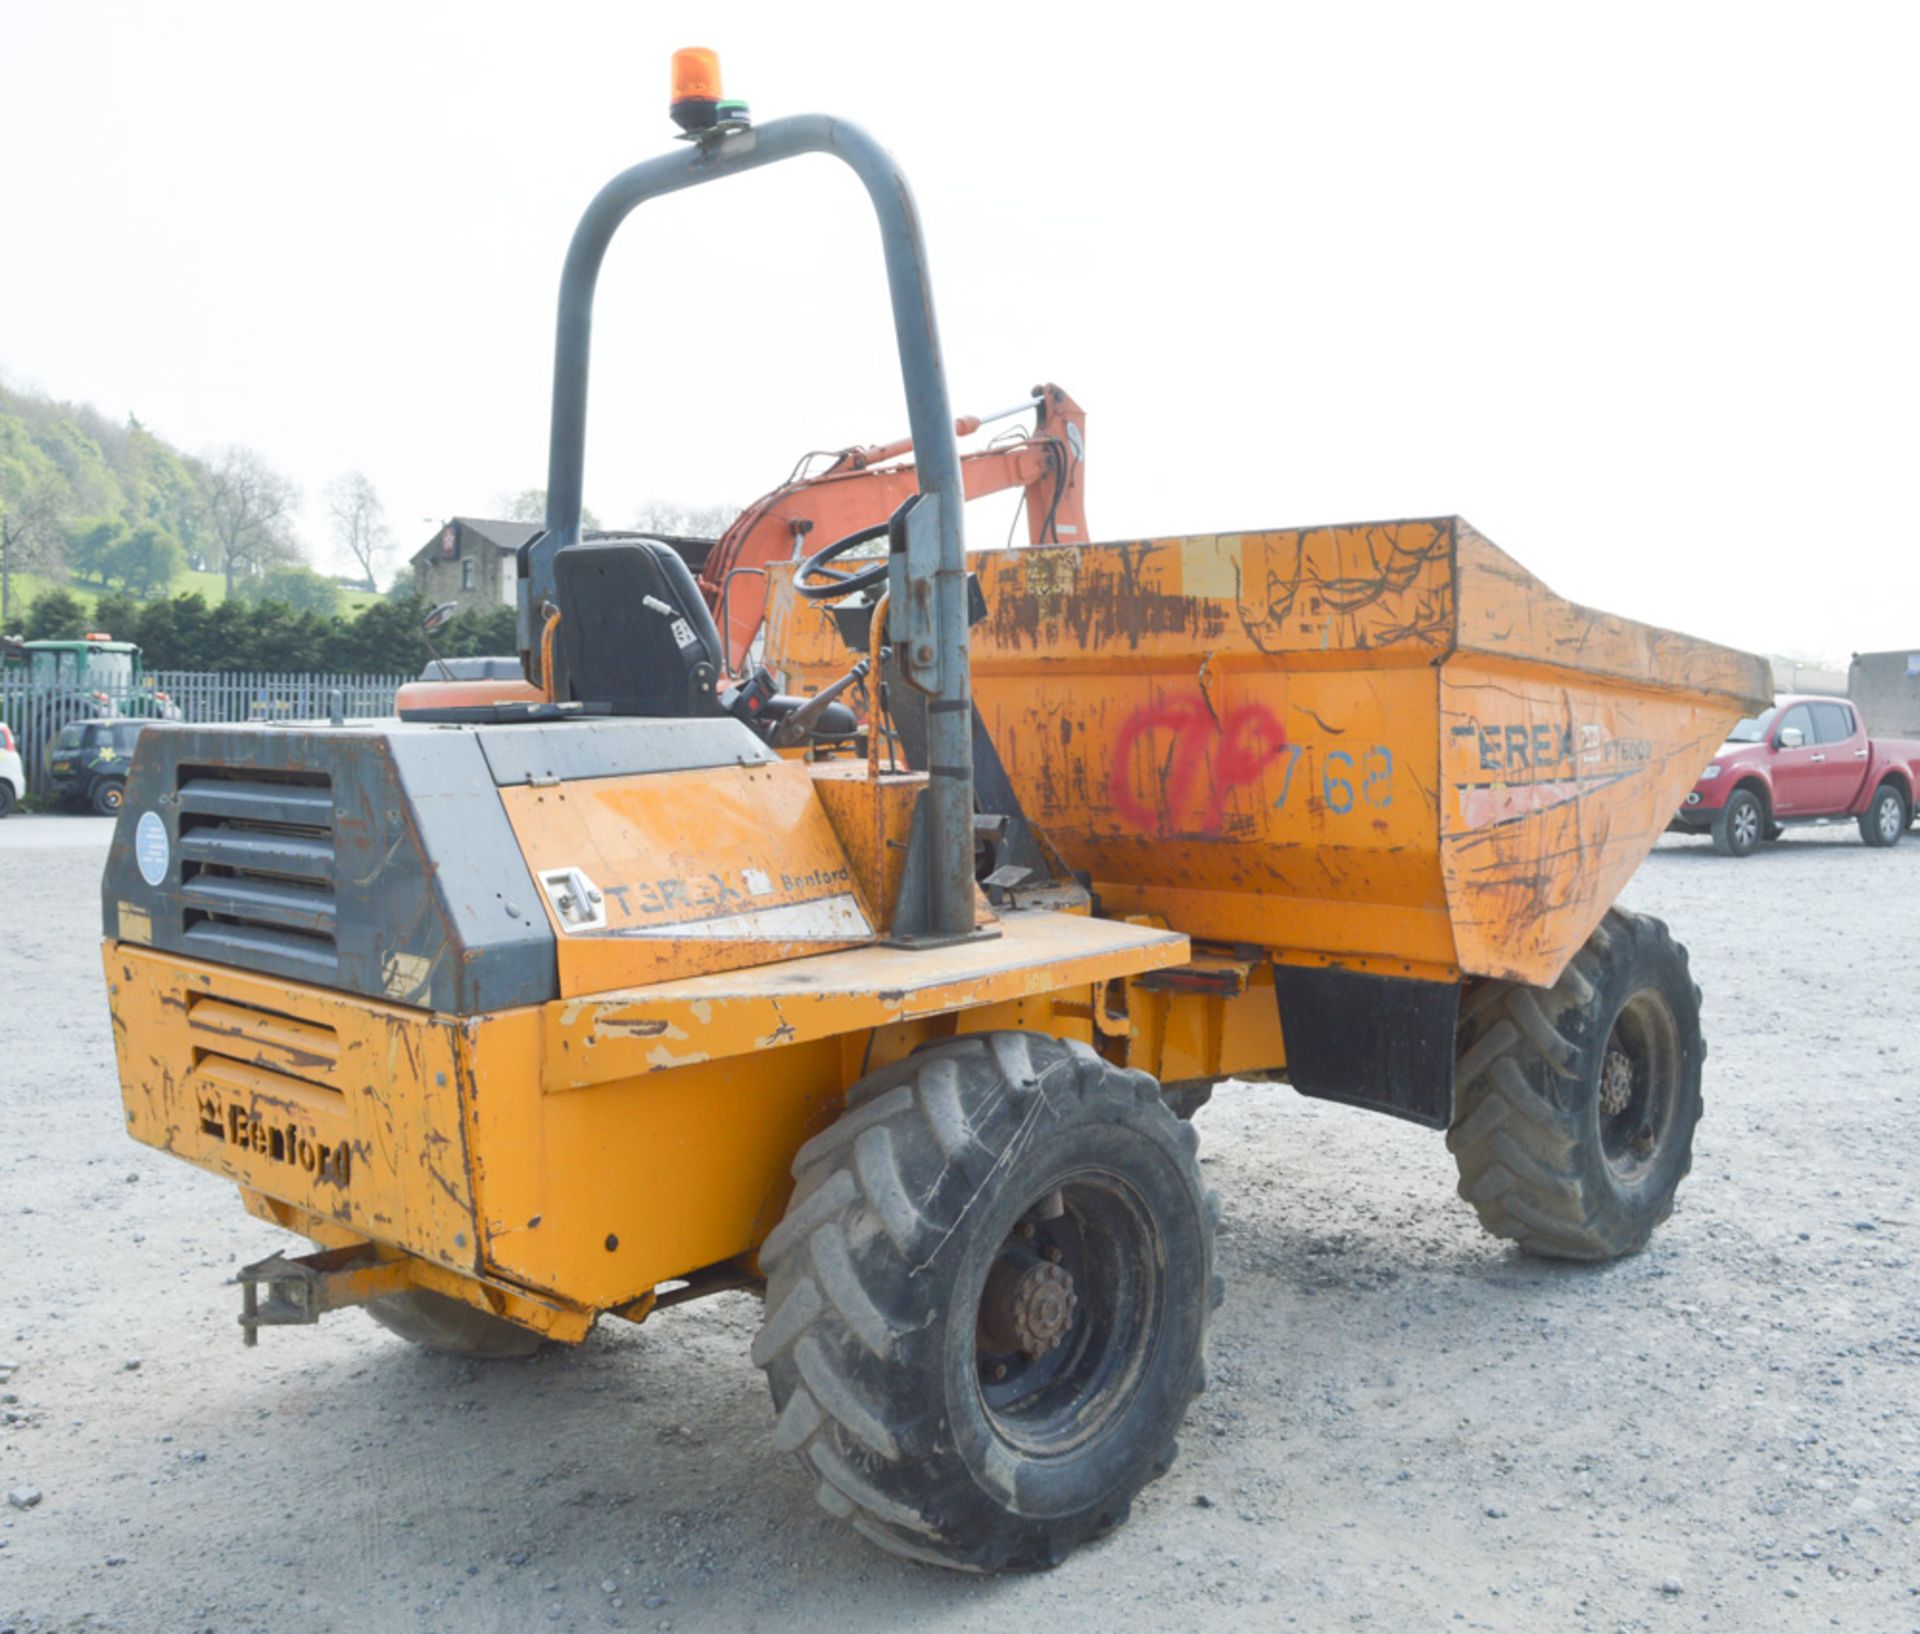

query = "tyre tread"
[1446,909,1704,1261]
[754,1032,1213,1571]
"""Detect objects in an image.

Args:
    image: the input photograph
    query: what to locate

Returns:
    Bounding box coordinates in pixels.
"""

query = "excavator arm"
[699,383,1086,672]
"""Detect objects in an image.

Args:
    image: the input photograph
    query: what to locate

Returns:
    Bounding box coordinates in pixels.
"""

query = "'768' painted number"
[1272,744,1394,815]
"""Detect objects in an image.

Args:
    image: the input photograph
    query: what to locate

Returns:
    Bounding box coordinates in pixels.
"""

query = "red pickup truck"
[1672,695,1920,857]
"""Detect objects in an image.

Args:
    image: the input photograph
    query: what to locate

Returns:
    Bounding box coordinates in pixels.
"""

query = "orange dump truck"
[102,58,1768,1575]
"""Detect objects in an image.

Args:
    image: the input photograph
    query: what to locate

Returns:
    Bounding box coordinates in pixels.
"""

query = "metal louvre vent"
[176,768,337,974]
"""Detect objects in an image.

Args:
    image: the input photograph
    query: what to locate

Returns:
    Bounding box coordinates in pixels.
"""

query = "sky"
[2,1,1915,665]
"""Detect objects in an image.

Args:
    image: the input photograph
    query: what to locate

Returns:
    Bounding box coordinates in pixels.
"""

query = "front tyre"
[1710,788,1762,857]
[753,1034,1217,1572]
[1859,783,1908,848]
[1447,910,1704,1261]
[90,776,127,817]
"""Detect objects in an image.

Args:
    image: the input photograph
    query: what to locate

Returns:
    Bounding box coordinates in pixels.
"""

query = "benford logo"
[198,1097,352,1187]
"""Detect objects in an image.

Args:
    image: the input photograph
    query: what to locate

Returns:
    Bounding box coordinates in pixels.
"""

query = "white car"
[0,720,23,818]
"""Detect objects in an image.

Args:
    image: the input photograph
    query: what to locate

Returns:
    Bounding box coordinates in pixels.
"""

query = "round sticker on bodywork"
[135,810,170,886]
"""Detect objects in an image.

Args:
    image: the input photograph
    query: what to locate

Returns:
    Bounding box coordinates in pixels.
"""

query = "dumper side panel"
[967,523,1460,976]
[1438,524,1771,985]
[469,1032,852,1306]
[1437,667,1740,985]
[982,662,1455,969]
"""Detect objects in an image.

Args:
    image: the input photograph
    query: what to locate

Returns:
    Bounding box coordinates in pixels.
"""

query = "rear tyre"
[0,784,14,819]
[1858,783,1908,848]
[1710,788,1762,857]
[364,1289,545,1358]
[90,776,126,817]
[753,1033,1217,1572]
[1447,909,1704,1261]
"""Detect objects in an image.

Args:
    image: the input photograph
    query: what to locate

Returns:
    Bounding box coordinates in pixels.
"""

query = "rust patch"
[594,1016,671,1038]
[990,539,1234,652]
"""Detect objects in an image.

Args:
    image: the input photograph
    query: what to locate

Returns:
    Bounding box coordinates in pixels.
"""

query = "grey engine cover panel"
[99,716,772,1015]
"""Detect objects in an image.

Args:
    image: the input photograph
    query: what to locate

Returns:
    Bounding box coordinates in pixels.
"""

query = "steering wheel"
[794,520,892,601]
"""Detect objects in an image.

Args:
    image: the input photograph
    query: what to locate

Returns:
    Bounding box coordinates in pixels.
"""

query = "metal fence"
[148,671,407,726]
[0,671,407,797]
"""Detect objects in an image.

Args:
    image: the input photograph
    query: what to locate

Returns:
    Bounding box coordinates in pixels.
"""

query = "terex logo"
[1450,721,1652,776]
[198,1097,352,1187]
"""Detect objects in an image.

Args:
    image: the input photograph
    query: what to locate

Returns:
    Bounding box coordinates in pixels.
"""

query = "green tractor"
[1,631,177,801]
[0,631,177,719]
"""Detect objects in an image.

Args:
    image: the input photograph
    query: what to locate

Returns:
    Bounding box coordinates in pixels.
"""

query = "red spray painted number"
[1109,698,1287,836]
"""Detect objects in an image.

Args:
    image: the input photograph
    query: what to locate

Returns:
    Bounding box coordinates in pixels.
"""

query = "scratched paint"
[106,944,483,1269]
[499,759,876,994]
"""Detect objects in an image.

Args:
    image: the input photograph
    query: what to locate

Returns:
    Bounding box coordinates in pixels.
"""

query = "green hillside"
[1,377,379,628]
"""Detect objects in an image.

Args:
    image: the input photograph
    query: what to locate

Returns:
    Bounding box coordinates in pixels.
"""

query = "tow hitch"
[232,1238,597,1348]
[235,1244,412,1346]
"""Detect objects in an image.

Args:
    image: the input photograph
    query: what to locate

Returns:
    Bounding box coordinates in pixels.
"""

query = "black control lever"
[770,658,870,748]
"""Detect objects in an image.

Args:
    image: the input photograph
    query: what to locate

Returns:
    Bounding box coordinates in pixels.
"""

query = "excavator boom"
[699,383,1085,671]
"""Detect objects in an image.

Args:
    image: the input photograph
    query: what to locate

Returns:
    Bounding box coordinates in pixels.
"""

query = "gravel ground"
[2,812,1916,1633]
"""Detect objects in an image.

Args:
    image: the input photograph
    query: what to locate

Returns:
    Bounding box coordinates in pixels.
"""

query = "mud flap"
[1270,965,1461,1129]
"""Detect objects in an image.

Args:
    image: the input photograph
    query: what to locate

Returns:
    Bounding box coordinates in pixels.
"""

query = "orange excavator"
[698,382,1086,673]
[396,383,1085,715]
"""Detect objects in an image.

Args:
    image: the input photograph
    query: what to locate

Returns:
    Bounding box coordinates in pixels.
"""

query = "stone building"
[409,518,723,616]
[409,518,541,614]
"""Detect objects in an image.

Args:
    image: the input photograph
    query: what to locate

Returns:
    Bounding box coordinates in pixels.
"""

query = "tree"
[630,500,738,539]
[498,488,600,530]
[67,516,127,586]
[24,588,86,641]
[111,523,186,596]
[325,470,390,591]
[0,478,66,628]
[204,447,302,597]
[123,419,212,567]
[237,564,343,617]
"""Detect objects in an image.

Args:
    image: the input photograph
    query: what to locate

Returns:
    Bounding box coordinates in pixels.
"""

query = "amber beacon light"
[670,47,749,135]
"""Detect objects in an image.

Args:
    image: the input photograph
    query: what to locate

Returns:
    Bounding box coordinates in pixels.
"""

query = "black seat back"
[550,539,724,717]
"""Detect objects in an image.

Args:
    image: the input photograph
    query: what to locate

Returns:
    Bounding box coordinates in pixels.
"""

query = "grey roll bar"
[521,115,976,943]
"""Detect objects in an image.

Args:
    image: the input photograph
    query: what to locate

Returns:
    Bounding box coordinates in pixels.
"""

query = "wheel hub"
[1600,1048,1634,1118]
[981,1258,1079,1358]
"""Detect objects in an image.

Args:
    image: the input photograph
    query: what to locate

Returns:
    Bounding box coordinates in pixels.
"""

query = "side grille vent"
[177,768,337,974]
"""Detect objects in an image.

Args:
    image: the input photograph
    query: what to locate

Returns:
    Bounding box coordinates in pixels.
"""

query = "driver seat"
[550,538,724,717]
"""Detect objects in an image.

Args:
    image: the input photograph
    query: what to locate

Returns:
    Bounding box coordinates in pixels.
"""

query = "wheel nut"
[1008,1261,1077,1356]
